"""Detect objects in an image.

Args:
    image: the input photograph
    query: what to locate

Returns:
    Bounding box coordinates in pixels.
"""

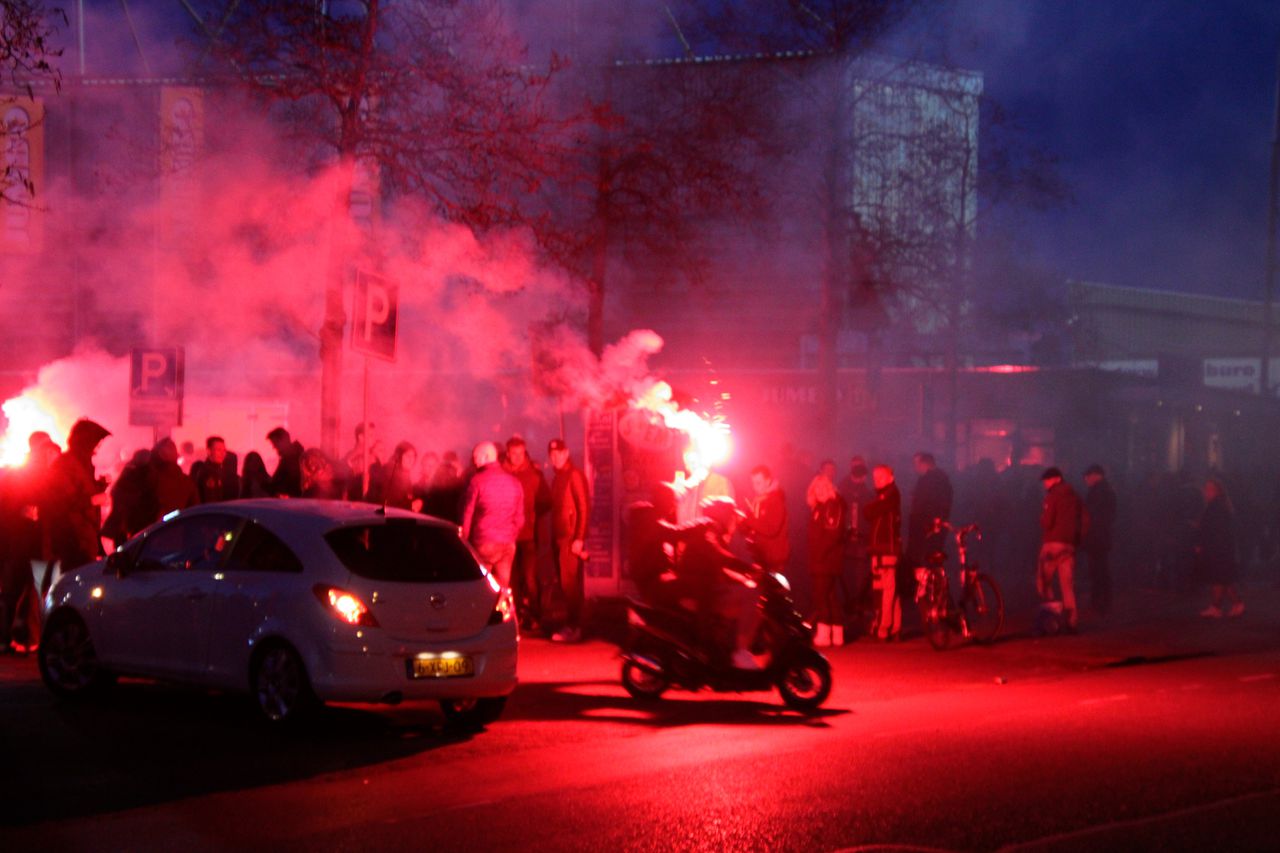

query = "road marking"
[997,788,1280,852]
[1238,673,1275,683]
[1077,693,1130,706]
[834,840,957,845]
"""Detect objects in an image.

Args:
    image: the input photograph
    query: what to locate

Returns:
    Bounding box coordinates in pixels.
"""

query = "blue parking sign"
[129,347,184,426]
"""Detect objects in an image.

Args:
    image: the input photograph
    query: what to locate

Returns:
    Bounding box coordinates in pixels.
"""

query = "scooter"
[619,567,833,712]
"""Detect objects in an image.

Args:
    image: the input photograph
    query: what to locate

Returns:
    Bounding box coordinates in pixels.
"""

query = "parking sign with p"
[129,347,185,426]
[352,270,398,361]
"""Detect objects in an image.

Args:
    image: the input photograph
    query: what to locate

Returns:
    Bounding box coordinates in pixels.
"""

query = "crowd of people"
[780,451,1249,642]
[627,448,1252,661]
[0,420,593,652]
[0,415,1257,660]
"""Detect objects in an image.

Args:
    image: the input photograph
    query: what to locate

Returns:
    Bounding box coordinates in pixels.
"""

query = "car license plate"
[410,655,474,679]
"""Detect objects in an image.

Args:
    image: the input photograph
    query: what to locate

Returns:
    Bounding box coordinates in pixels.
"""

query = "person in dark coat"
[43,419,111,589]
[503,436,551,634]
[744,465,789,574]
[300,447,343,499]
[1196,478,1244,618]
[1082,463,1117,616]
[102,449,153,547]
[148,438,199,521]
[341,422,385,502]
[266,427,304,498]
[240,451,272,498]
[382,442,423,511]
[907,452,953,571]
[626,481,688,608]
[907,453,952,631]
[423,450,465,522]
[806,471,849,647]
[547,438,589,643]
[190,436,240,504]
[863,464,903,640]
[1038,467,1085,632]
[679,496,763,670]
[839,456,876,619]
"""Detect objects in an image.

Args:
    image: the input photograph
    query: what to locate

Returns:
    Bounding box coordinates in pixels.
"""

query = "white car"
[39,500,519,726]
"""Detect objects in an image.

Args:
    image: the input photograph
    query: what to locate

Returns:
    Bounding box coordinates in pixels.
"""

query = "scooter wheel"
[776,649,832,712]
[622,659,669,700]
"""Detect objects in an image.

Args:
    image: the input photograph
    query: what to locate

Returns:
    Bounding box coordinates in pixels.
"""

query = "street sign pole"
[362,356,371,499]
[351,270,397,500]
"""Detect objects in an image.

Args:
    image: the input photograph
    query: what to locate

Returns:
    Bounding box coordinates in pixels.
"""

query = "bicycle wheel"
[960,573,1004,644]
[924,596,955,651]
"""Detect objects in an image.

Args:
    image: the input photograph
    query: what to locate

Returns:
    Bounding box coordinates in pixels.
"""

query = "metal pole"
[361,356,370,499]
[77,0,86,76]
[1261,45,1280,396]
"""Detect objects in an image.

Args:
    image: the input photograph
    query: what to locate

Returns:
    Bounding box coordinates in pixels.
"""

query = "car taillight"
[313,584,379,627]
[489,586,515,625]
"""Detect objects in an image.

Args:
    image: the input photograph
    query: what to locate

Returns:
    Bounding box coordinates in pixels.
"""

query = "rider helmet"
[698,496,744,533]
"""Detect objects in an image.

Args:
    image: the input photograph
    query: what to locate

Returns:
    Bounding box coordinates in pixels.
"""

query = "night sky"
[928,0,1280,302]
[64,1,1280,304]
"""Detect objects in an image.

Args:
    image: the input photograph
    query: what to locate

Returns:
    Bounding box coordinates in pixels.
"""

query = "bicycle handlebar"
[929,519,982,546]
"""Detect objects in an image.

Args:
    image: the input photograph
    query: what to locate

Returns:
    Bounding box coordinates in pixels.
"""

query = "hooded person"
[677,496,763,670]
[148,438,199,521]
[43,419,111,583]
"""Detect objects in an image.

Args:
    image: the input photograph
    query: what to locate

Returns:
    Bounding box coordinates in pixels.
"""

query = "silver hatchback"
[39,500,519,726]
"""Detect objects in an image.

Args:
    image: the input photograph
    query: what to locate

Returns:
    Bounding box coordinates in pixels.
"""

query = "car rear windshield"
[325,520,483,583]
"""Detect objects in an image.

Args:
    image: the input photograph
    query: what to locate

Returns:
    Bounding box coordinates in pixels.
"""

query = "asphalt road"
[2,585,1278,852]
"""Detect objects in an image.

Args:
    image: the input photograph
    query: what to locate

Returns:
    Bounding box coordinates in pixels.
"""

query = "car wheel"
[251,642,317,724]
[39,610,111,698]
[439,696,507,729]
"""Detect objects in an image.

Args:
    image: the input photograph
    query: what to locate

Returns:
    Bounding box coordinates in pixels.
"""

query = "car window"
[136,514,240,573]
[225,520,304,574]
[325,520,482,583]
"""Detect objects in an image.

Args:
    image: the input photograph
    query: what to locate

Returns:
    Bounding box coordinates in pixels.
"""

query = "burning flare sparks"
[632,380,732,479]
[0,393,63,467]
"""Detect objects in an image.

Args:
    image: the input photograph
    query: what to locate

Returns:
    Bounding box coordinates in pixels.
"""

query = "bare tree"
[188,0,592,453]
[534,54,774,361]
[673,1,930,438]
[2,0,62,211]
[674,2,1066,457]
[1,0,62,92]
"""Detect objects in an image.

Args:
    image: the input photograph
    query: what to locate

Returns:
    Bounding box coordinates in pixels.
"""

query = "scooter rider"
[677,496,764,670]
[627,482,691,609]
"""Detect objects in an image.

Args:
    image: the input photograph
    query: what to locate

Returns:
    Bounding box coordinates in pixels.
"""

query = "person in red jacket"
[1038,467,1085,633]
[743,465,789,575]
[863,464,903,641]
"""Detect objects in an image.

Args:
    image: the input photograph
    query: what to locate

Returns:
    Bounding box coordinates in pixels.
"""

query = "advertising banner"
[159,87,204,247]
[1,96,44,253]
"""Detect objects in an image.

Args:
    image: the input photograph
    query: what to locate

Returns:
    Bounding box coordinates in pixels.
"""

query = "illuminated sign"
[1203,358,1261,394]
[351,270,398,361]
[129,347,185,426]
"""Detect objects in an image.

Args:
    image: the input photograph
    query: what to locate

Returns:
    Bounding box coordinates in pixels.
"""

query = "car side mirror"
[105,550,132,577]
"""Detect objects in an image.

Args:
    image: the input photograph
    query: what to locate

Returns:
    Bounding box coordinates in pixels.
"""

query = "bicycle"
[914,522,1004,651]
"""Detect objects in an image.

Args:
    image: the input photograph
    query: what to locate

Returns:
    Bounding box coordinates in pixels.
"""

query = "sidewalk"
[1012,580,1280,669]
